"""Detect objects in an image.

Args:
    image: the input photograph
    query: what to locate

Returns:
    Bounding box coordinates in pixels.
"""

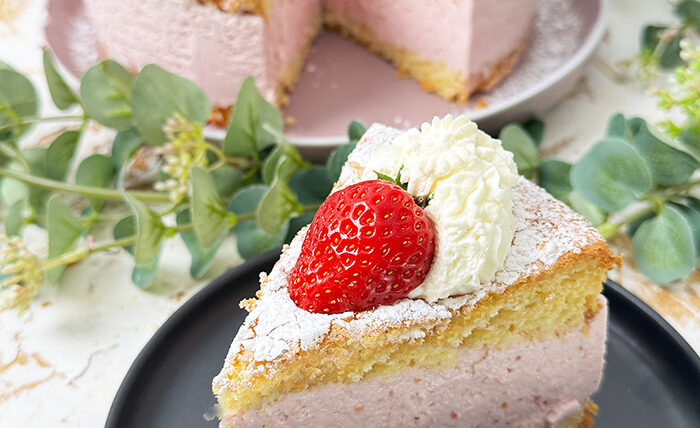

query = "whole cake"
[82,0,537,111]
[213,115,619,427]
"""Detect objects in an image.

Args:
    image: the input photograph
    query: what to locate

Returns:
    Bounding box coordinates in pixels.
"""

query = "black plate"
[105,251,700,428]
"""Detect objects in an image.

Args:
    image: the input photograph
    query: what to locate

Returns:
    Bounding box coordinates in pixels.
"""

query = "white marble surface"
[0,0,697,427]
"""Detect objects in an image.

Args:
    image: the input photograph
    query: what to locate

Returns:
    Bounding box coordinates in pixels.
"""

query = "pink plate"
[45,0,604,153]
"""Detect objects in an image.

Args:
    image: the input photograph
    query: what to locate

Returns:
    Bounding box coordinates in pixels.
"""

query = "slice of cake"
[213,115,619,427]
[82,0,537,113]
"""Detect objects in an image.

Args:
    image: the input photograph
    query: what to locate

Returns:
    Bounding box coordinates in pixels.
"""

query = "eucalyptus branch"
[0,142,30,172]
[0,167,171,203]
[0,115,85,133]
[0,54,359,310]
[205,143,257,170]
[41,236,135,271]
[41,223,195,271]
[38,203,317,273]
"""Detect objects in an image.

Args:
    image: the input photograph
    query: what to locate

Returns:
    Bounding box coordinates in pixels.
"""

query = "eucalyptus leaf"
[606,113,646,141]
[24,146,48,176]
[0,69,38,141]
[223,77,283,157]
[112,128,142,170]
[76,154,115,207]
[499,124,539,179]
[632,205,696,284]
[23,147,51,215]
[113,215,136,254]
[5,200,24,237]
[132,64,210,145]
[641,25,666,51]
[633,123,697,186]
[679,125,700,160]
[626,117,646,138]
[0,61,14,71]
[606,113,627,139]
[261,139,310,185]
[114,211,161,288]
[190,166,234,249]
[0,144,8,167]
[123,193,166,266]
[570,138,652,212]
[227,184,265,215]
[131,249,162,288]
[537,160,572,204]
[676,0,700,32]
[46,196,84,283]
[113,215,162,288]
[568,190,608,227]
[80,60,135,130]
[111,127,142,186]
[326,120,365,184]
[287,166,331,240]
[659,31,684,70]
[0,162,29,206]
[326,140,356,184]
[76,154,115,188]
[672,201,700,253]
[238,217,289,260]
[348,120,366,144]
[42,49,79,110]
[256,178,303,235]
[46,130,80,180]
[211,165,245,199]
[627,211,655,238]
[523,118,545,146]
[28,190,51,219]
[176,208,224,278]
[289,166,332,204]
[229,185,288,259]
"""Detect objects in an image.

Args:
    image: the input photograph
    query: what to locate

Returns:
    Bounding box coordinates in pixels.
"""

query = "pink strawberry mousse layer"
[222,298,607,428]
[82,0,320,106]
[323,0,537,77]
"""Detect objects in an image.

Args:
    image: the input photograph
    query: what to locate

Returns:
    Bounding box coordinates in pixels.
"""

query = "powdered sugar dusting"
[483,0,586,104]
[215,124,603,373]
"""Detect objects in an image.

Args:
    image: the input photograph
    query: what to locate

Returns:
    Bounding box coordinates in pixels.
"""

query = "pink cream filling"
[323,0,537,77]
[222,298,607,428]
[82,0,320,106]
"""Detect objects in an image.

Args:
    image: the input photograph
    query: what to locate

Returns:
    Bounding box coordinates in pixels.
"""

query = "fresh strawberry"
[288,180,435,314]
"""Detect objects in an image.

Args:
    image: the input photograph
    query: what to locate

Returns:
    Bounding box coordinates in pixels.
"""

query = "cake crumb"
[240,298,257,312]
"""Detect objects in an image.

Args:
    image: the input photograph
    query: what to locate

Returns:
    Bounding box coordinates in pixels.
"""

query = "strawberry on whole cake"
[81,0,537,115]
[213,115,619,427]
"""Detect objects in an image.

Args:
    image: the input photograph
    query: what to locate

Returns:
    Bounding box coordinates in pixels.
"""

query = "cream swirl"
[363,115,517,301]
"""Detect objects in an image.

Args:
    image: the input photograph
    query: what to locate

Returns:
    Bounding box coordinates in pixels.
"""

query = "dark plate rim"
[104,251,700,427]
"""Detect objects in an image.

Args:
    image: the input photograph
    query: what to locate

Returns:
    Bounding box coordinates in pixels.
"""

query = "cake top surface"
[212,123,606,382]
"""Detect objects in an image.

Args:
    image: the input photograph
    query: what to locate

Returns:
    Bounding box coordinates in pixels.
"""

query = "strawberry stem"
[374,166,431,208]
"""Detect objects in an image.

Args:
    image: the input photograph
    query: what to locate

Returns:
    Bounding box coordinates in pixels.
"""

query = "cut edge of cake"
[85,0,537,125]
[323,8,532,104]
